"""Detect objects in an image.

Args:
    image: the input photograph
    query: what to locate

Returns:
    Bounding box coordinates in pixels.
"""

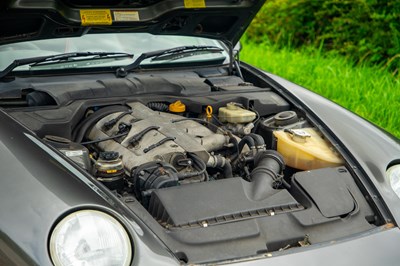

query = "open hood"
[0,0,265,46]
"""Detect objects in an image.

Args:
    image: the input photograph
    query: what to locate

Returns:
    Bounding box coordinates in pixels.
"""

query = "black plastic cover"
[293,168,355,218]
[148,178,300,227]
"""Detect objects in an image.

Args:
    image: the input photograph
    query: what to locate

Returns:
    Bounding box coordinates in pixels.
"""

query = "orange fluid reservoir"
[273,128,344,170]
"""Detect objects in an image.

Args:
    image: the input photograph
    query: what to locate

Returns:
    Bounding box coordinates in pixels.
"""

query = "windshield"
[0,33,227,71]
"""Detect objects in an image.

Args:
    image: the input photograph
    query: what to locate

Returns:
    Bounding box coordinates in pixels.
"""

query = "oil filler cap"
[99,151,119,161]
[169,100,186,113]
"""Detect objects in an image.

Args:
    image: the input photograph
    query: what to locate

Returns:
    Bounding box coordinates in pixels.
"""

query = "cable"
[177,153,208,181]
[129,126,160,144]
[80,132,129,145]
[249,106,261,133]
[143,137,175,153]
[211,114,224,126]
[103,110,132,130]
[228,133,240,162]
[73,105,130,142]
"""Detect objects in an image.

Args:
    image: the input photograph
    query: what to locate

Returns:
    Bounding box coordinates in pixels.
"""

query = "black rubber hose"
[80,132,129,145]
[211,114,224,126]
[228,135,240,162]
[143,137,175,153]
[281,178,291,190]
[248,133,265,146]
[200,163,209,181]
[73,105,130,142]
[189,155,209,181]
[129,126,160,144]
[250,150,285,201]
[177,153,208,181]
[103,110,132,131]
[208,155,233,179]
[238,135,256,154]
[223,160,233,179]
[249,107,260,133]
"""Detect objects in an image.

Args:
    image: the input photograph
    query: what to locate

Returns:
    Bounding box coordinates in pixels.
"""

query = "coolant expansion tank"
[273,128,344,170]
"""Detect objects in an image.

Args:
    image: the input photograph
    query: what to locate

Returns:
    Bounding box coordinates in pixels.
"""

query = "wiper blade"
[0,52,133,80]
[30,52,133,67]
[150,46,224,62]
[116,45,224,77]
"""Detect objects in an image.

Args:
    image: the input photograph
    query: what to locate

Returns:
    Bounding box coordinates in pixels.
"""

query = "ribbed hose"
[146,102,169,112]
[250,150,285,201]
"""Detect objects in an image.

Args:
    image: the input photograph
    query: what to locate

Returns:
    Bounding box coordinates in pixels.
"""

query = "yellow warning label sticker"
[113,11,140,22]
[106,169,118,174]
[184,0,206,8]
[80,9,112,26]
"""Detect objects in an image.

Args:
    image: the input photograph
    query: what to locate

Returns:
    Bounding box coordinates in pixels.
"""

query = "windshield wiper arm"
[115,45,224,77]
[0,52,133,80]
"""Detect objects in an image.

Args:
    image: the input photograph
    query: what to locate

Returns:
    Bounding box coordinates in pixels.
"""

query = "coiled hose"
[146,102,169,112]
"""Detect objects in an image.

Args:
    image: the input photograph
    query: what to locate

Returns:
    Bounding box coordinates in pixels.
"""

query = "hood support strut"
[225,40,243,80]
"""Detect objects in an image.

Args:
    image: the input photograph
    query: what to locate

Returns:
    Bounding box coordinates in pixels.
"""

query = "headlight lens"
[49,210,132,266]
[387,165,400,199]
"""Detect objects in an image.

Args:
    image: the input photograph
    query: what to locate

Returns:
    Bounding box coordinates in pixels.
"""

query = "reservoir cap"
[169,100,186,113]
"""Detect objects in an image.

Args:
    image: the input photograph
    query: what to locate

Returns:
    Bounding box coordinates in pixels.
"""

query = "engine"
[87,102,235,200]
[37,96,356,233]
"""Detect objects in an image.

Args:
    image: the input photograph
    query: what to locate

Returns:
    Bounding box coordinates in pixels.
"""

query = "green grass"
[241,41,400,139]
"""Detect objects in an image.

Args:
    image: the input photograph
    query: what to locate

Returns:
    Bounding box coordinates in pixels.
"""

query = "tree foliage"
[246,0,400,73]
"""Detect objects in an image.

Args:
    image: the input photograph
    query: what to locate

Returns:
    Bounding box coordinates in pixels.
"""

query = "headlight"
[387,165,400,199]
[49,210,132,266]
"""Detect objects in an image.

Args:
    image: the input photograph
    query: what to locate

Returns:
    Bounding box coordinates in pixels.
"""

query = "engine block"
[87,102,229,174]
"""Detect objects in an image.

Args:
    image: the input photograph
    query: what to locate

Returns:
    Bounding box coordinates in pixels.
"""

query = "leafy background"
[241,0,400,138]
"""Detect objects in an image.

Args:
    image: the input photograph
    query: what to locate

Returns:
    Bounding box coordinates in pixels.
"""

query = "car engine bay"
[4,70,381,263]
